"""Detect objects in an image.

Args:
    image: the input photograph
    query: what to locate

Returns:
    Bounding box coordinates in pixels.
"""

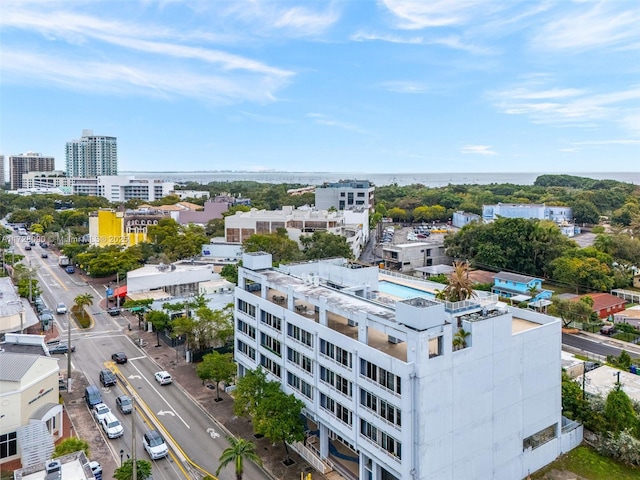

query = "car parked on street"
[143,430,168,459]
[101,413,124,439]
[48,343,75,354]
[107,307,121,316]
[116,395,133,414]
[99,369,117,387]
[93,403,111,423]
[154,371,172,385]
[111,352,127,364]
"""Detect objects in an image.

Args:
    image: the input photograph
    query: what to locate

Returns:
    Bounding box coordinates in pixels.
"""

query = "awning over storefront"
[112,285,127,299]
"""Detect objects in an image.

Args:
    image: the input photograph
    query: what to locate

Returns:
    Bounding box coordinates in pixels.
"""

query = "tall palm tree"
[215,437,262,480]
[441,261,475,302]
[74,293,94,320]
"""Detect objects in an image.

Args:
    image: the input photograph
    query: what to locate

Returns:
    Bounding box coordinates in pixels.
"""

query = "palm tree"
[215,437,262,480]
[440,261,475,302]
[452,329,470,351]
[74,293,94,320]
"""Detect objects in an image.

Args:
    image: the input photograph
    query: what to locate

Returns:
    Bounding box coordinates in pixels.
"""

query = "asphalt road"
[562,333,639,359]
[14,236,268,479]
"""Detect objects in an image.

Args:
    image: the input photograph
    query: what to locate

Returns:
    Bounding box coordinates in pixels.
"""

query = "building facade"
[9,153,55,190]
[482,204,574,236]
[234,253,580,480]
[315,180,375,213]
[225,206,368,259]
[88,208,170,247]
[0,345,62,468]
[65,130,117,177]
[0,155,5,188]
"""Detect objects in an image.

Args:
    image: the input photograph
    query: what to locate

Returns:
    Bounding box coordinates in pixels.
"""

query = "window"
[0,432,17,459]
[237,319,256,339]
[360,359,401,395]
[237,340,256,360]
[261,311,282,331]
[523,424,557,450]
[238,299,256,318]
[360,389,401,427]
[320,366,352,398]
[260,354,281,378]
[320,339,352,368]
[260,332,281,356]
[320,394,352,426]
[287,372,313,400]
[287,347,313,373]
[360,420,401,460]
[287,324,313,347]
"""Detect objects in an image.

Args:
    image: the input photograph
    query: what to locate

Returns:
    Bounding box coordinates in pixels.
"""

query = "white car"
[101,412,124,439]
[154,371,172,385]
[56,302,67,314]
[92,403,111,423]
[143,430,169,459]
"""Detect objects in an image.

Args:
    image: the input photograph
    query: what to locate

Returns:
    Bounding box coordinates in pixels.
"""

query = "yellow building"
[88,208,169,247]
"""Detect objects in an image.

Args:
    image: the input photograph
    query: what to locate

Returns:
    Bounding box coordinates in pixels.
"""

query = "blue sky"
[1,0,639,174]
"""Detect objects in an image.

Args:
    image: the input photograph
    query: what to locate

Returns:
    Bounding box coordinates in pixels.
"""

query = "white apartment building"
[482,204,574,231]
[65,129,117,177]
[21,171,74,190]
[315,179,375,213]
[225,206,368,259]
[382,241,450,273]
[97,175,175,202]
[234,253,581,480]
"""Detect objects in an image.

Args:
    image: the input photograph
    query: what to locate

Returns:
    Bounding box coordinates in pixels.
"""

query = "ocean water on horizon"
[120,171,640,188]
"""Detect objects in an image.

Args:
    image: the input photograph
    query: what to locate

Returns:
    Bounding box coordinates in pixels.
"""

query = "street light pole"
[132,395,137,480]
[67,312,72,390]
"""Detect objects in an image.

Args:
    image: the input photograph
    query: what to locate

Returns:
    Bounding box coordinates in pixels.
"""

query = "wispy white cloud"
[461,145,496,155]
[381,0,493,29]
[559,148,577,153]
[238,111,294,124]
[350,31,424,44]
[307,113,370,135]
[532,0,640,51]
[380,81,429,94]
[1,49,288,104]
[0,5,294,103]
[492,80,640,135]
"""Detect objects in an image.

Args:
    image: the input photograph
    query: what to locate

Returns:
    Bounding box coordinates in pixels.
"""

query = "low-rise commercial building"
[315,179,375,213]
[88,208,171,247]
[0,338,62,468]
[234,253,580,480]
[382,241,450,273]
[482,204,575,237]
[0,278,39,334]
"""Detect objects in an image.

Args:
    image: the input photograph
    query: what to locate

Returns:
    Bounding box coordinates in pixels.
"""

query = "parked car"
[143,430,168,459]
[107,307,121,316]
[99,369,117,387]
[93,403,111,423]
[116,395,133,414]
[154,371,172,385]
[29,241,36,246]
[24,245,32,250]
[48,343,75,354]
[111,352,128,364]
[101,412,124,439]
[40,242,48,248]
[600,325,616,336]
[65,265,75,274]
[56,302,67,314]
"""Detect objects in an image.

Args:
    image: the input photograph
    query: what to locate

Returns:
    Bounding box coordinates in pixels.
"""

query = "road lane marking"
[128,374,142,380]
[128,355,146,361]
[157,410,175,417]
[128,361,190,429]
[206,427,219,439]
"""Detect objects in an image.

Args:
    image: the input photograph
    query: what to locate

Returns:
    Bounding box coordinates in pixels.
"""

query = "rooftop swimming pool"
[378,280,435,299]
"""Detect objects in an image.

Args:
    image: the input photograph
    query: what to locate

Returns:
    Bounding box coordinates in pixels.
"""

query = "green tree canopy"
[113,459,152,480]
[215,437,262,480]
[197,351,236,402]
[300,231,354,260]
[53,437,90,458]
[242,230,302,264]
[604,385,640,438]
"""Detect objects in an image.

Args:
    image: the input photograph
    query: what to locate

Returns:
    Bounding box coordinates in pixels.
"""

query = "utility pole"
[67,312,72,391]
[28,260,33,303]
[132,395,137,480]
[582,363,586,400]
[20,306,24,334]
[116,272,120,309]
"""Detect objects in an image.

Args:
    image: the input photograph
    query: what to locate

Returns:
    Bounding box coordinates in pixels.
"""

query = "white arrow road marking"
[157,410,176,417]
[128,374,142,379]
[206,427,220,439]
[129,362,190,429]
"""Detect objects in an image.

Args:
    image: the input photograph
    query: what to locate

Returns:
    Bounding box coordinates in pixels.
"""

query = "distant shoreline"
[118,171,640,188]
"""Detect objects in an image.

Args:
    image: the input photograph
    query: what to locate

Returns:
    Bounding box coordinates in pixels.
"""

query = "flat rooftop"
[127,263,211,278]
[580,365,640,403]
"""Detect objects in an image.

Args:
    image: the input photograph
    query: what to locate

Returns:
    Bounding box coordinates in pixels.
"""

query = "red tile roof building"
[574,292,626,319]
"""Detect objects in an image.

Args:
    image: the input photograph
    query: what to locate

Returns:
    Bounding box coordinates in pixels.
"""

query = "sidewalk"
[129,324,335,480]
[575,330,640,357]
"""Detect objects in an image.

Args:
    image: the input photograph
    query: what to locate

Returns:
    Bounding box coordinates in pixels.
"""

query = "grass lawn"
[532,445,639,480]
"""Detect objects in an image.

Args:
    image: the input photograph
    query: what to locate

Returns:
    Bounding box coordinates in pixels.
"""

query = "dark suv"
[99,369,117,387]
